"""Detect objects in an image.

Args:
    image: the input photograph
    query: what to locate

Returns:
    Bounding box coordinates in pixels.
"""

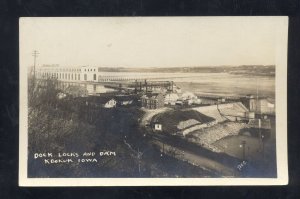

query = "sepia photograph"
[19,17,288,186]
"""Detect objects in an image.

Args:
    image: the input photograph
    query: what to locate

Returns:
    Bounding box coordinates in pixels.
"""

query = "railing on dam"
[36,77,174,93]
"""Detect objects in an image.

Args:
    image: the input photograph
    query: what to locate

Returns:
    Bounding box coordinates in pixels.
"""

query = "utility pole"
[145,79,148,93]
[240,140,246,160]
[261,134,265,161]
[32,50,39,86]
[137,148,143,177]
[160,142,164,157]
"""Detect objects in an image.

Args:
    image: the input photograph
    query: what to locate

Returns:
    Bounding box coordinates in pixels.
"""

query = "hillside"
[152,110,215,134]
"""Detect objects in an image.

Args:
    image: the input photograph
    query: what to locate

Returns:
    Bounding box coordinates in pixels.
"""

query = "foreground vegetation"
[28,78,214,177]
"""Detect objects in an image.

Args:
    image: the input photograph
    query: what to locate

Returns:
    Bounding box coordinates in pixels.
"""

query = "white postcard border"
[19,16,288,186]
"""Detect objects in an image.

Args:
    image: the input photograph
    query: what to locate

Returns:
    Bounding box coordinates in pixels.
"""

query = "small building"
[245,111,255,119]
[83,96,117,109]
[186,99,193,105]
[115,95,136,106]
[192,98,202,105]
[164,93,179,105]
[241,95,275,114]
[175,100,184,106]
[104,99,117,108]
[153,123,162,131]
[180,92,202,105]
[141,93,164,109]
[181,91,197,100]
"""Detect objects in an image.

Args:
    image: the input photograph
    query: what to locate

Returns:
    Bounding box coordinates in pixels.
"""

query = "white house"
[181,91,197,100]
[175,100,184,106]
[164,93,179,105]
[179,92,202,105]
[154,123,162,131]
[104,99,117,108]
[57,92,67,99]
[193,98,202,105]
[186,99,194,105]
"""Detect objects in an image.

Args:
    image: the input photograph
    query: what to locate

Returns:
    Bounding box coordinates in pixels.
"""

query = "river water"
[96,72,275,98]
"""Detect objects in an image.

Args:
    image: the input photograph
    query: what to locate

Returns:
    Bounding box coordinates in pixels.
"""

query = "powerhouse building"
[36,65,98,82]
[35,65,158,82]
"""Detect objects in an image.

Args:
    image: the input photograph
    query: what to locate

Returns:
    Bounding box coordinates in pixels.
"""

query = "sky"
[20,17,284,68]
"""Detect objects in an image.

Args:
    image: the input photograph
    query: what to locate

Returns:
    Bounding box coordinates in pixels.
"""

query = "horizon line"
[33,64,276,68]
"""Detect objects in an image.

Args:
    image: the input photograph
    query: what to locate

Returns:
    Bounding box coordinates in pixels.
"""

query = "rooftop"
[152,110,215,133]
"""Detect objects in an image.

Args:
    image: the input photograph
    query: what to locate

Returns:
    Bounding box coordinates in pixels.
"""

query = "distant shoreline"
[97,65,275,77]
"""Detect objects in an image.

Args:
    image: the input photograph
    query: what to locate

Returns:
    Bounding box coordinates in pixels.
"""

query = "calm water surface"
[80,72,274,98]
